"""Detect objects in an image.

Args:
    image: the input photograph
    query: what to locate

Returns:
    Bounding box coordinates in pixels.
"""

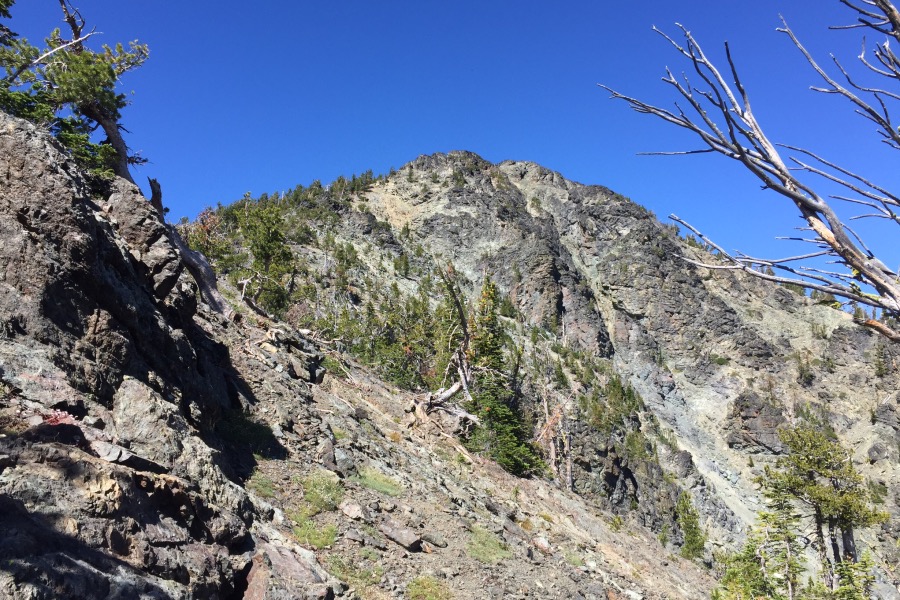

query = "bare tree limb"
[603,3,900,340]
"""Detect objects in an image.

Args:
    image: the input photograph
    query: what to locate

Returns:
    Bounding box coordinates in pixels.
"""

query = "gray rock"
[378,517,421,551]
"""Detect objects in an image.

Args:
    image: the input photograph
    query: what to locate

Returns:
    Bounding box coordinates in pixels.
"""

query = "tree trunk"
[814,507,834,589]
[828,518,843,589]
[148,179,228,316]
[81,104,135,185]
[840,523,858,563]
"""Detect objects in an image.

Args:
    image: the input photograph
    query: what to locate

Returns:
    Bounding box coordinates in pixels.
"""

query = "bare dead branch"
[780,144,900,206]
[778,17,900,149]
[604,6,900,340]
[670,215,896,311]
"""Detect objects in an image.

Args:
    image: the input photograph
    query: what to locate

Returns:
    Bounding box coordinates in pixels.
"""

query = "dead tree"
[603,0,900,342]
[409,263,481,432]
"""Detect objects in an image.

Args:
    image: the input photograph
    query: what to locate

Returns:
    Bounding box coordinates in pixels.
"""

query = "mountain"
[0,111,897,599]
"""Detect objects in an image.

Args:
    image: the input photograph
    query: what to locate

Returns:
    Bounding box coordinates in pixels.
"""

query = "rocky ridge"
[359,151,900,592]
[1,111,898,600]
[0,113,717,598]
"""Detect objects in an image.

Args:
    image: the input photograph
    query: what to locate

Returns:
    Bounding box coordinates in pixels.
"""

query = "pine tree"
[714,538,776,600]
[750,479,806,600]
[238,200,295,312]
[465,277,540,476]
[675,491,706,560]
[429,280,465,391]
[833,552,876,600]
[716,425,886,597]
[0,1,148,181]
[771,425,887,588]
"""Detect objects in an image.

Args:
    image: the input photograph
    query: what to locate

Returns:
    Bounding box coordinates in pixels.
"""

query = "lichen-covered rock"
[0,110,332,598]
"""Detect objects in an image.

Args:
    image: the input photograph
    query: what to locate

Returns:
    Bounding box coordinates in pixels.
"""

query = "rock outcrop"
[0,112,334,598]
[2,116,898,599]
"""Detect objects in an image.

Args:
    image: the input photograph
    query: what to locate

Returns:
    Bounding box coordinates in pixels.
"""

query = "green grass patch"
[293,519,337,549]
[322,355,345,378]
[407,575,453,600]
[466,526,512,564]
[301,470,344,515]
[247,471,276,498]
[609,515,624,533]
[352,467,403,497]
[326,554,383,589]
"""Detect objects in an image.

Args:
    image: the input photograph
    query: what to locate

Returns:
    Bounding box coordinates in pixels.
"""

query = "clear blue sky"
[7,1,899,272]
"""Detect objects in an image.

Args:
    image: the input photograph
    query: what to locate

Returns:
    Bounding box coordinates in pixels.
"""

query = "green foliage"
[464,277,541,476]
[352,467,403,496]
[714,538,779,600]
[708,353,730,366]
[782,282,808,296]
[182,206,234,263]
[796,355,815,386]
[498,293,517,318]
[833,552,876,600]
[247,471,276,499]
[773,426,887,540]
[657,523,669,548]
[873,343,889,377]
[351,283,440,391]
[406,576,453,600]
[466,526,512,564]
[0,2,148,178]
[675,491,706,560]
[581,374,644,438]
[394,252,410,277]
[326,554,383,590]
[52,116,119,179]
[609,515,624,532]
[235,198,295,313]
[867,480,887,505]
[292,519,337,549]
[300,470,344,516]
[715,425,885,597]
[624,430,652,461]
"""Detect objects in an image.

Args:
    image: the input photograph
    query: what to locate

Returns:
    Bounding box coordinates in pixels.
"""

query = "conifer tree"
[754,482,806,600]
[465,276,540,475]
[0,0,148,181]
[716,478,807,600]
[675,491,707,560]
[771,425,886,587]
[715,424,886,598]
[238,199,295,312]
[833,552,876,600]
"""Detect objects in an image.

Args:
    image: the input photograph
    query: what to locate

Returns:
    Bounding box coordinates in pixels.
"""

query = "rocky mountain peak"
[2,109,898,598]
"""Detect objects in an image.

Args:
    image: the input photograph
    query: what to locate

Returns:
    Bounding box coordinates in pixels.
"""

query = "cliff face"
[360,152,900,590]
[1,113,897,600]
[0,112,335,598]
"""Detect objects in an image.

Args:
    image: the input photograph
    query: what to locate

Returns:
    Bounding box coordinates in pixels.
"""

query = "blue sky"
[7,1,899,273]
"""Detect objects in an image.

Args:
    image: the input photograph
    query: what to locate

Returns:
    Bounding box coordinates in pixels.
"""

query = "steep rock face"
[0,111,714,600]
[362,152,900,579]
[3,114,898,598]
[0,112,334,599]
